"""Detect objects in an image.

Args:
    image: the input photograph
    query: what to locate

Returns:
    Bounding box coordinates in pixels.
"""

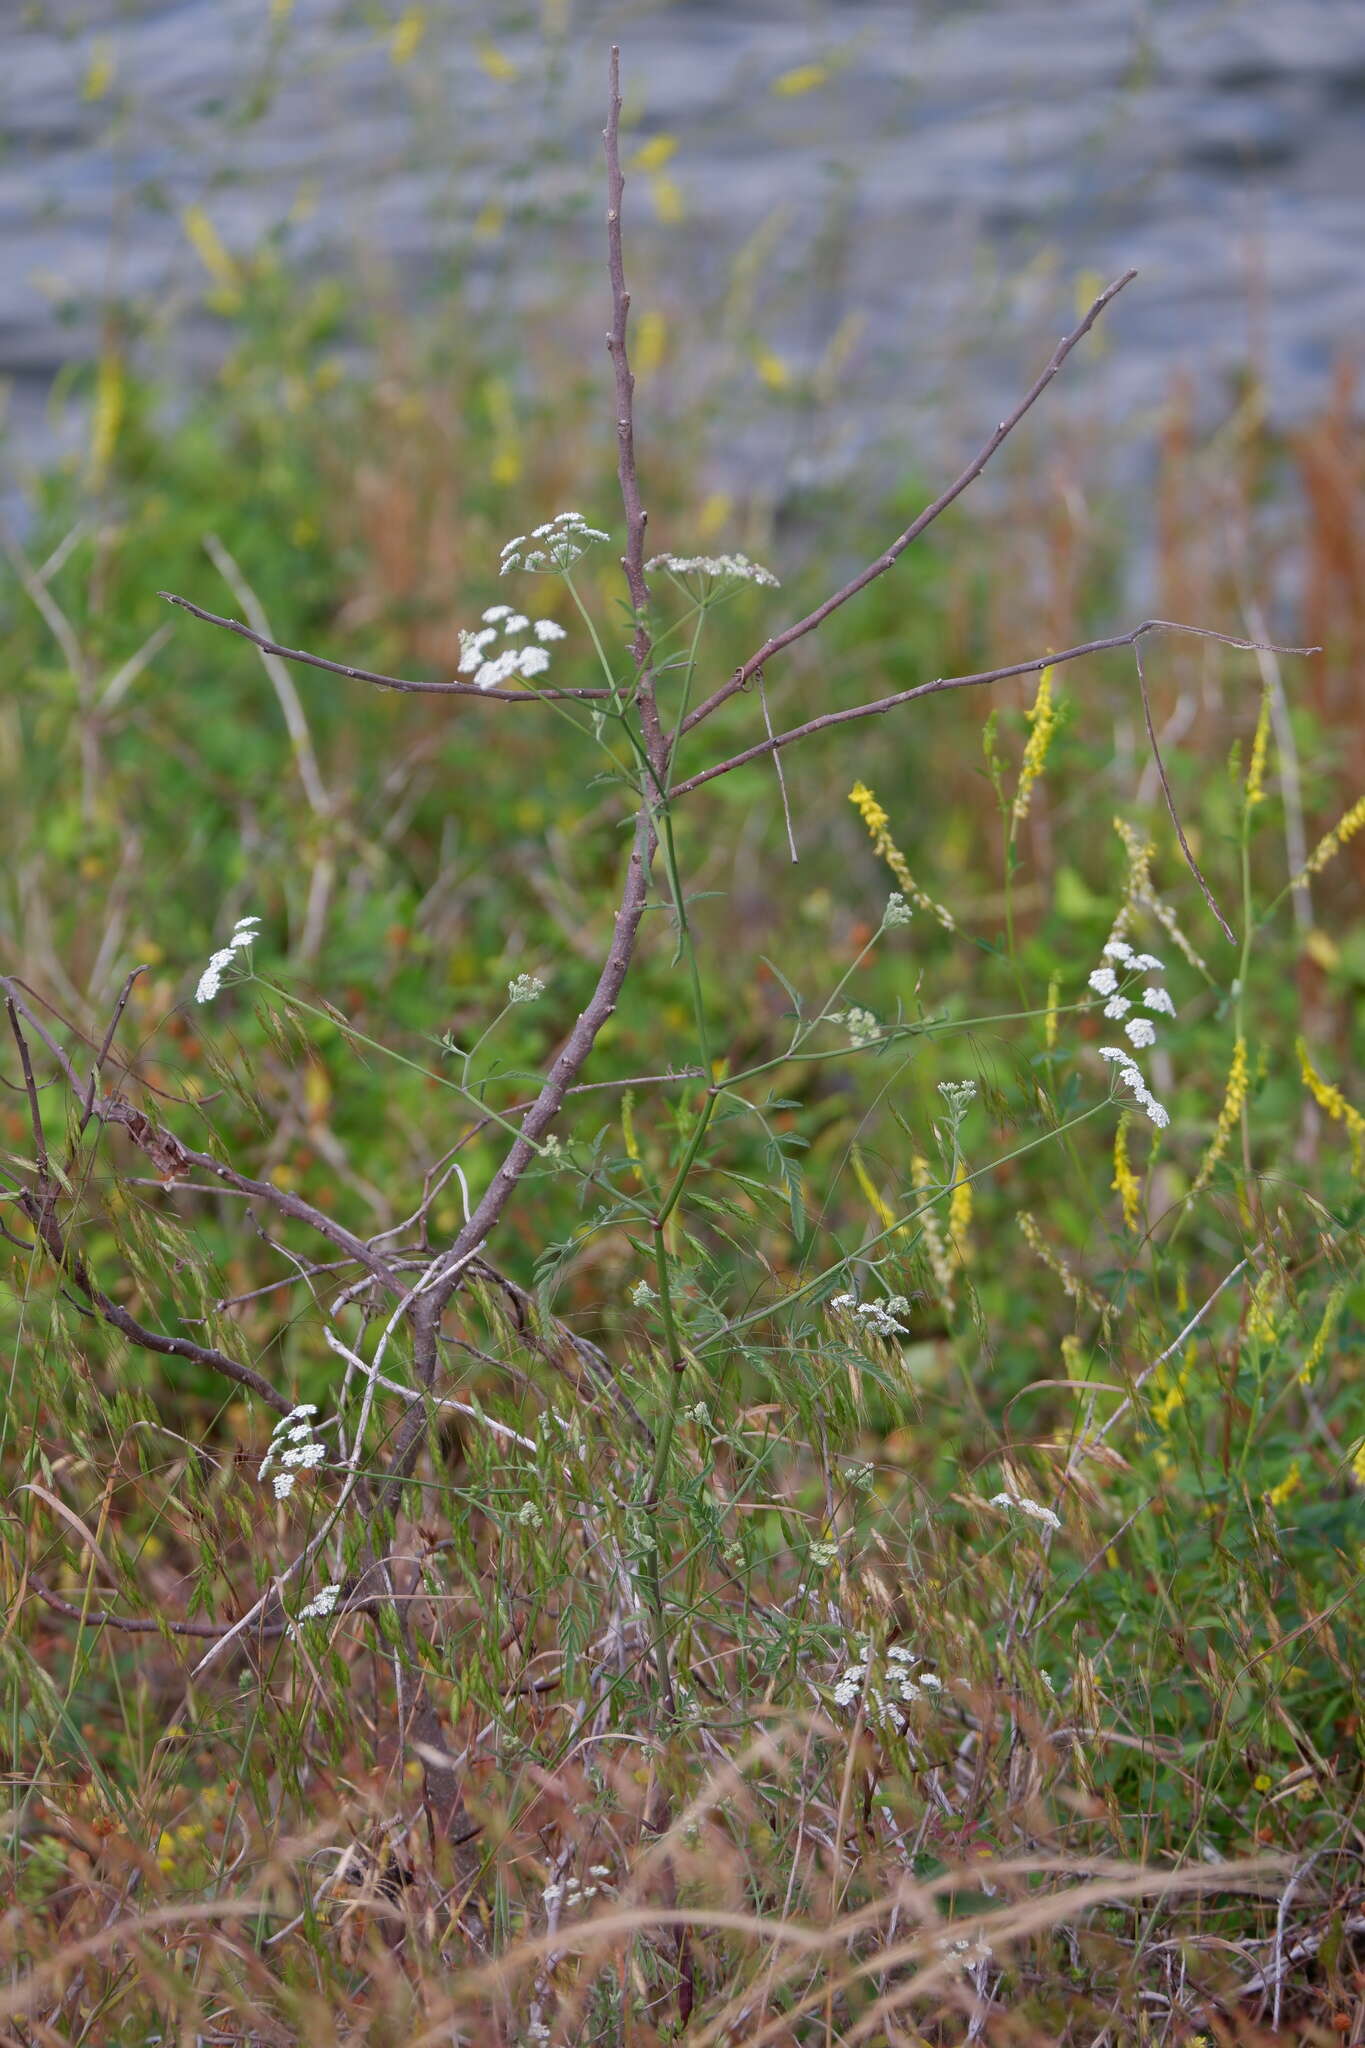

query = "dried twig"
[671,621,1317,799]
[678,269,1140,740]
[157,591,611,703]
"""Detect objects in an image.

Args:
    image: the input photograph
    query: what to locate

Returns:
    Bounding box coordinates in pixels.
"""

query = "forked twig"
[670,620,1317,798]
[678,268,1140,739]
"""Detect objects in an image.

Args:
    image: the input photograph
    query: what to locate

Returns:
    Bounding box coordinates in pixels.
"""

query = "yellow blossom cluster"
[848,781,955,929]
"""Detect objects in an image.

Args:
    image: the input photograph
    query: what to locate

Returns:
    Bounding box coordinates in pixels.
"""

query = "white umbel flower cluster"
[258,1404,326,1502]
[457,605,566,692]
[195,914,260,1005]
[1087,934,1177,1127]
[507,972,545,1005]
[645,550,780,588]
[500,511,610,576]
[832,1005,880,1049]
[831,1640,945,1731]
[829,1292,910,1339]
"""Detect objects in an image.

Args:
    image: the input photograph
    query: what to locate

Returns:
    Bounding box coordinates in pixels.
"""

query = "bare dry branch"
[157,591,612,702]
[669,620,1317,799]
[678,269,1139,739]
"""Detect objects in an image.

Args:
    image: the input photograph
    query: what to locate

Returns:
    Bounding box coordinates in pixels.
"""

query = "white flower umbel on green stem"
[257,1405,327,1503]
[508,972,545,1005]
[500,511,610,576]
[195,914,260,1004]
[645,550,780,588]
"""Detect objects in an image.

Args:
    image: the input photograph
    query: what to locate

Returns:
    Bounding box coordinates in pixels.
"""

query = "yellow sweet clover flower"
[947,1164,973,1266]
[1012,666,1057,822]
[772,62,829,96]
[1111,1113,1140,1232]
[1245,1268,1283,1345]
[1189,1036,1248,1198]
[1244,685,1273,809]
[389,7,425,66]
[1300,791,1365,878]
[1297,1038,1365,1176]
[848,781,955,929]
[851,1146,902,1238]
[1266,1461,1301,1509]
[1299,1286,1345,1386]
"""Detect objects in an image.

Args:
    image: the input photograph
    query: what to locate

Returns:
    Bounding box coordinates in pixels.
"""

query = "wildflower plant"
[3,40,1347,2048]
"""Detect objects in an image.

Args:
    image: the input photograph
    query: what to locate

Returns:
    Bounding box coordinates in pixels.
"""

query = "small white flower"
[272,1471,296,1501]
[533,619,566,642]
[500,613,527,633]
[508,972,545,1004]
[686,1400,714,1429]
[481,605,511,623]
[645,550,780,587]
[280,1440,326,1470]
[517,1500,544,1528]
[1125,1016,1157,1050]
[1101,938,1133,962]
[1143,986,1176,1016]
[298,1583,341,1622]
[1142,1096,1171,1129]
[839,1006,879,1049]
[1103,995,1132,1019]
[499,536,527,557]
[1098,1045,1132,1066]
[630,1279,657,1307]
[195,916,261,1003]
[1088,967,1118,997]
[829,1292,856,1311]
[918,1671,943,1691]
[883,891,913,927]
[1130,952,1165,972]
[887,1646,916,1665]
[808,1539,840,1567]
[540,1134,564,1163]
[517,645,551,677]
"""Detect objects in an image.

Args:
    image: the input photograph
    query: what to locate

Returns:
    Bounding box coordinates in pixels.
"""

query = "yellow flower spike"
[1245,685,1273,809]
[947,1164,973,1265]
[181,205,242,306]
[1297,1038,1365,1176]
[773,62,830,96]
[1012,666,1057,822]
[851,1146,900,1237]
[1299,1286,1345,1387]
[754,346,792,391]
[88,350,124,489]
[389,7,425,66]
[1111,1113,1140,1232]
[1300,791,1365,879]
[1189,1036,1248,1198]
[848,781,955,929]
[1044,973,1060,1051]
[1266,1462,1301,1509]
[82,38,116,101]
[476,39,517,82]
[630,135,678,172]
